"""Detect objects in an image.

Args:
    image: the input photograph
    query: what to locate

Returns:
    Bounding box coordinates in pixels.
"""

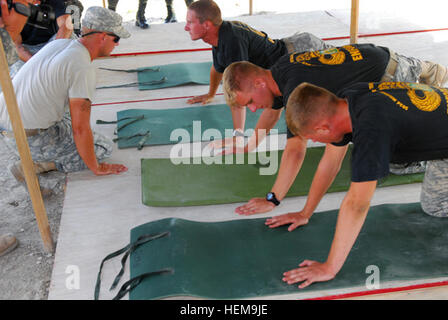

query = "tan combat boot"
[419,61,448,87]
[9,160,56,183]
[9,161,57,196]
[0,234,18,257]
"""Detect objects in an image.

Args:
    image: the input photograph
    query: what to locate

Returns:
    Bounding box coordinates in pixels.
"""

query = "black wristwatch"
[266,192,280,206]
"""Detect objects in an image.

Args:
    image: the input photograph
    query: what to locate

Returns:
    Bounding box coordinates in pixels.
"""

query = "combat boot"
[0,234,18,257]
[419,61,448,87]
[108,0,119,11]
[9,160,57,196]
[165,3,177,23]
[136,0,149,29]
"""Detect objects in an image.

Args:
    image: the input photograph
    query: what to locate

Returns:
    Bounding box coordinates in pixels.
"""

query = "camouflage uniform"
[107,0,119,11]
[420,159,448,217]
[136,0,148,21]
[165,0,194,23]
[381,51,446,176]
[165,0,194,8]
[1,7,129,174]
[2,113,113,173]
[108,0,147,18]
[108,0,148,27]
[0,28,19,66]
[0,28,19,94]
[387,52,448,213]
[380,50,448,87]
[282,32,333,53]
[386,51,422,83]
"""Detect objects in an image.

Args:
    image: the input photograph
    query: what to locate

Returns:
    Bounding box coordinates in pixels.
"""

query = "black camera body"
[0,0,56,30]
[28,1,56,30]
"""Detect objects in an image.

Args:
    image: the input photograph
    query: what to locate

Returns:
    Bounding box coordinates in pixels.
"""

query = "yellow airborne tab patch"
[342,45,364,61]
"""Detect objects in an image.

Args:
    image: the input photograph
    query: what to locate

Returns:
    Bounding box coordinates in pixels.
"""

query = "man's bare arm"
[244,108,283,152]
[55,14,73,39]
[188,65,222,105]
[69,98,127,175]
[266,143,349,230]
[282,180,377,288]
[235,136,308,215]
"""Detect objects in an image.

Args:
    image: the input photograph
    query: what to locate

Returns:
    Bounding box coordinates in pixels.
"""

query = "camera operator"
[1,6,130,257]
[10,0,74,77]
[0,0,29,66]
[0,0,31,257]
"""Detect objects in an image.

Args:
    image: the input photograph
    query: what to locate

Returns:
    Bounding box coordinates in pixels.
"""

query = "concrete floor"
[48,2,448,300]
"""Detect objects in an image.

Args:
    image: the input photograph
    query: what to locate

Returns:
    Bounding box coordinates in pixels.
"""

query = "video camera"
[0,0,56,30]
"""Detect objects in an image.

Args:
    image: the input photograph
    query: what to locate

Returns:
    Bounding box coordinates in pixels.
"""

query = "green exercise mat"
[138,62,212,90]
[141,147,424,207]
[112,105,287,148]
[98,62,212,90]
[97,202,448,299]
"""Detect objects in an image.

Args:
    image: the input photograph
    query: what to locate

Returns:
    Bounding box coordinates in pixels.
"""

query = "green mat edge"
[115,106,287,148]
[137,61,212,91]
[128,202,447,300]
[140,150,424,207]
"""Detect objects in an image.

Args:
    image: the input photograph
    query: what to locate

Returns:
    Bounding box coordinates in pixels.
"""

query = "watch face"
[267,193,273,200]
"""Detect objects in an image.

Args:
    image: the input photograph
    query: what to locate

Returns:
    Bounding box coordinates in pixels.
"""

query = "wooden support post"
[249,0,253,15]
[350,0,359,44]
[102,0,106,8]
[0,38,54,253]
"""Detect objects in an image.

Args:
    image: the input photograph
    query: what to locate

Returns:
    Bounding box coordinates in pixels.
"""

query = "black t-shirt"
[212,20,286,74]
[21,0,67,45]
[334,82,448,182]
[270,44,390,137]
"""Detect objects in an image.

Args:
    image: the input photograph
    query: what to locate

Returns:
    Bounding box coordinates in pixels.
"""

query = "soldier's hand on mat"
[187,93,214,105]
[265,211,309,232]
[220,137,246,155]
[207,136,246,155]
[235,198,275,215]
[94,162,128,175]
[207,137,233,150]
[282,260,336,289]
[220,145,246,155]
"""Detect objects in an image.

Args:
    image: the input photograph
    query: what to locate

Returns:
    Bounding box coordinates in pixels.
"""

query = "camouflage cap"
[82,6,130,39]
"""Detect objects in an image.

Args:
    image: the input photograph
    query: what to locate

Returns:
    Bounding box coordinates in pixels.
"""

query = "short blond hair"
[286,83,339,137]
[223,61,264,108]
[189,0,222,26]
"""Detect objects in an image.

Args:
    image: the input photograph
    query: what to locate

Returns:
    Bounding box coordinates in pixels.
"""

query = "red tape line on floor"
[322,27,448,41]
[110,47,211,57]
[109,28,448,58]
[92,93,224,107]
[305,280,448,300]
[95,27,448,107]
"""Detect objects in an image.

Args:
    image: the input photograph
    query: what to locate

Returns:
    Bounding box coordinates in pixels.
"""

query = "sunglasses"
[81,31,120,43]
[11,2,31,17]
